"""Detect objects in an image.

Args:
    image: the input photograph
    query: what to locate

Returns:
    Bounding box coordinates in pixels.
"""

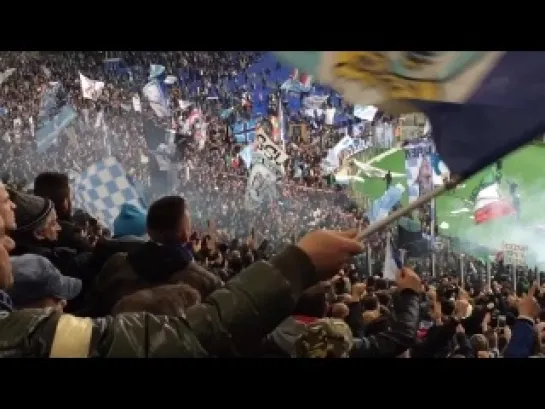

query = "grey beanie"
[8,188,53,233]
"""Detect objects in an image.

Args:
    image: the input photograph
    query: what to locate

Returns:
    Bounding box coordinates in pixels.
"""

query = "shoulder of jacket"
[0,308,57,353]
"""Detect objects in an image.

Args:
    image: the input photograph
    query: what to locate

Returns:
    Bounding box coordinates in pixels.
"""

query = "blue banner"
[35,105,77,153]
[232,119,257,144]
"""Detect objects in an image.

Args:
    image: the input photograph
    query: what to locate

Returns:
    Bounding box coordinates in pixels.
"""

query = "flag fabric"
[149,64,166,80]
[397,218,429,258]
[368,184,405,222]
[220,107,235,119]
[143,79,170,118]
[0,68,15,86]
[274,51,545,178]
[72,157,143,230]
[38,82,64,121]
[239,145,254,168]
[35,105,77,153]
[278,102,287,144]
[142,117,167,151]
[353,105,378,121]
[302,95,328,110]
[132,94,142,112]
[403,140,434,202]
[383,233,402,280]
[471,169,516,224]
[232,119,258,144]
[164,75,177,85]
[79,73,105,101]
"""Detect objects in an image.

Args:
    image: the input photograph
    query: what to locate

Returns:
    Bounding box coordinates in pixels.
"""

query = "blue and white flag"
[149,64,166,80]
[35,105,78,154]
[383,233,402,280]
[239,145,254,168]
[404,140,434,202]
[38,82,64,121]
[275,51,545,178]
[143,79,170,118]
[280,78,311,93]
[220,107,235,119]
[368,184,405,222]
[353,105,378,121]
[232,119,258,144]
[72,157,143,230]
[278,101,287,143]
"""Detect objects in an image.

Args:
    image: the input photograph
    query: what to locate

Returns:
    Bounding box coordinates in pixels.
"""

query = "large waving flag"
[72,157,144,230]
[470,168,515,224]
[143,79,170,118]
[368,184,405,222]
[274,51,545,178]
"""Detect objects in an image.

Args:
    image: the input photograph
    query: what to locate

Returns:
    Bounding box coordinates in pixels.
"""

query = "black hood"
[127,242,194,283]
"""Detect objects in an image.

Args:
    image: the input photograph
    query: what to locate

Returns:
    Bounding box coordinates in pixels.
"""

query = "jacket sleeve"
[350,289,420,358]
[504,318,535,358]
[26,245,319,358]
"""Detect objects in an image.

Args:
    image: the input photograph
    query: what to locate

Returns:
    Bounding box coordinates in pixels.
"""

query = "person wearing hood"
[85,196,223,317]
[33,172,92,253]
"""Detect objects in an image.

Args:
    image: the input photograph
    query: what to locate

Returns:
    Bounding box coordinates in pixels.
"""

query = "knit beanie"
[8,189,53,233]
[113,203,147,238]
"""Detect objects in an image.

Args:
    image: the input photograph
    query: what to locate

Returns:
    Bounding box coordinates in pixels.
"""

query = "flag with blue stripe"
[232,119,257,144]
[274,51,545,179]
[143,79,170,118]
[383,233,402,280]
[239,145,253,168]
[149,64,166,80]
[72,157,144,230]
[368,184,405,222]
[35,105,78,153]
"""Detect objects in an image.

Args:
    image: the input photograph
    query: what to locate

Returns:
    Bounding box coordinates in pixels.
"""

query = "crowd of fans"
[0,51,544,358]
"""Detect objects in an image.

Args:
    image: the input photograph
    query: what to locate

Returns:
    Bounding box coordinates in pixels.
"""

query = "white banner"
[502,242,528,266]
[245,164,277,210]
[353,105,378,121]
[255,129,289,168]
[132,95,142,112]
[303,95,329,110]
[79,72,105,101]
[143,80,170,118]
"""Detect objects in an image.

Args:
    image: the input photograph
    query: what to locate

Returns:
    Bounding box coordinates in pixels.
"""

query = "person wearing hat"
[113,203,148,240]
[33,172,92,253]
[8,189,60,243]
[294,318,355,358]
[7,254,81,312]
[7,189,69,273]
[7,254,82,311]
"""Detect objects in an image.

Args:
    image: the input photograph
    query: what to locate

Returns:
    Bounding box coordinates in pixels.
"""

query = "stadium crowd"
[0,51,544,358]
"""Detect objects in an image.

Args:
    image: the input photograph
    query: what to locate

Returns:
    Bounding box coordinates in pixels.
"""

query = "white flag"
[79,72,105,101]
[132,94,142,112]
[325,107,336,126]
[383,234,400,281]
[94,110,104,129]
[0,68,15,86]
[143,80,169,118]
